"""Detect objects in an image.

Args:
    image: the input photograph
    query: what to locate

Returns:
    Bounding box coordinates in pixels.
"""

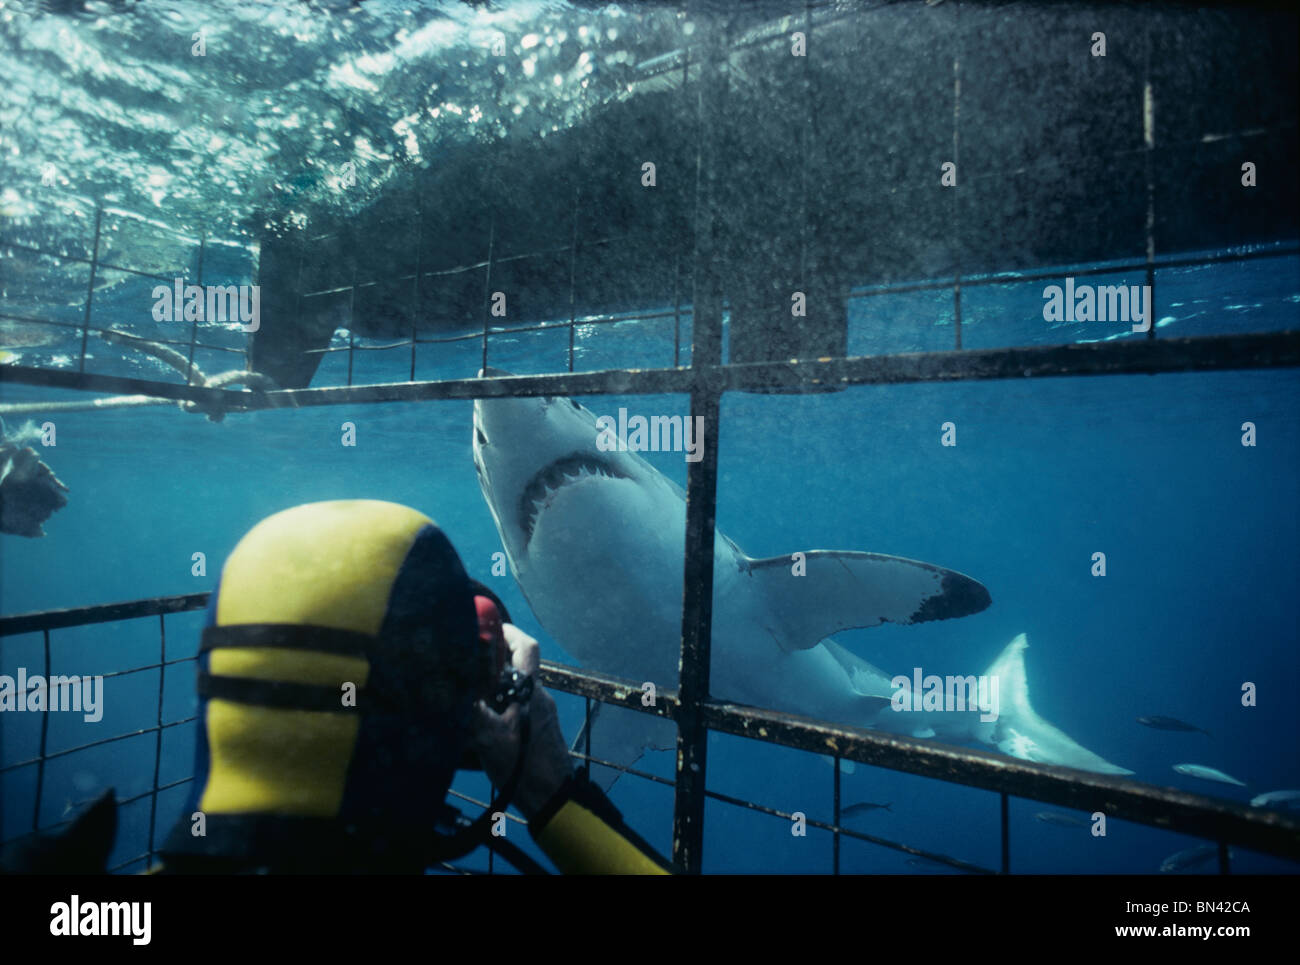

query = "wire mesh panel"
[1,200,258,389]
[0,0,1297,877]
[0,597,206,872]
[3,596,1297,874]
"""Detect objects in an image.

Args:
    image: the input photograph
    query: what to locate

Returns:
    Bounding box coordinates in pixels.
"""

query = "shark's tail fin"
[978,634,1132,776]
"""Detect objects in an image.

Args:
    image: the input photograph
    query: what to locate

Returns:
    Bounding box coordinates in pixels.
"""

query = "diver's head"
[162,500,498,872]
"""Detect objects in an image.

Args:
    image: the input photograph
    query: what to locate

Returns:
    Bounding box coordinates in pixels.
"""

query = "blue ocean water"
[2,250,1297,874]
[0,0,1297,875]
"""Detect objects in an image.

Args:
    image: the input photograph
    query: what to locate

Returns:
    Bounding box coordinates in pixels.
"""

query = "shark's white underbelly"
[519,517,878,725]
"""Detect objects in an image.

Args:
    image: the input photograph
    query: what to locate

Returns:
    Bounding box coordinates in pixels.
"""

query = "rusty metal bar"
[671,379,721,874]
[533,662,1300,864]
[697,698,1300,862]
[7,331,1295,410]
[665,4,729,875]
[3,594,1299,862]
[0,593,209,636]
[539,663,679,720]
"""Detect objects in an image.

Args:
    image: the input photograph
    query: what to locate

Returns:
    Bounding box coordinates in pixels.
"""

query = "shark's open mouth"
[519,452,627,546]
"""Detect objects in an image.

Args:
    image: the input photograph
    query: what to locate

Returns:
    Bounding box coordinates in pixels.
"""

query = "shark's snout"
[473,376,618,566]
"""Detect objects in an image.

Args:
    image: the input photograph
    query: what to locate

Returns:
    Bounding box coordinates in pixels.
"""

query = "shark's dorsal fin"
[742,550,991,652]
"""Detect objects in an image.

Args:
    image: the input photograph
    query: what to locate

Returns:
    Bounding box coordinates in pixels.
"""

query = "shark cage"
[1,0,1298,875]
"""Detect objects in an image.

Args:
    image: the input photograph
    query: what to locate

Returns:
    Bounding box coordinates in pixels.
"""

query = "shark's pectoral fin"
[744,550,991,652]
[857,694,895,714]
[569,702,676,792]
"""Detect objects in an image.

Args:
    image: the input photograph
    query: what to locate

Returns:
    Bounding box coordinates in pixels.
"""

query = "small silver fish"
[842,801,892,818]
[1160,844,1232,873]
[1137,715,1212,737]
[1034,810,1090,828]
[1173,763,1247,787]
[1250,789,1300,809]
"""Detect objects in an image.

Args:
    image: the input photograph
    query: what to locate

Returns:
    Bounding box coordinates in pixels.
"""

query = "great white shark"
[471,377,1131,783]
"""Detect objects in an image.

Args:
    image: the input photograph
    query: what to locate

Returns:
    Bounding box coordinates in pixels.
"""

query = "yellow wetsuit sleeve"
[529,776,671,875]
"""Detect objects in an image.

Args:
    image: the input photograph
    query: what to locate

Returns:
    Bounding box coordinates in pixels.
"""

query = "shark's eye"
[476,427,488,446]
[569,399,582,411]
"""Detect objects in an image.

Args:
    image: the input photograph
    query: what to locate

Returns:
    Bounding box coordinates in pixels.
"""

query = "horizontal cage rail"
[2,331,1298,410]
[3,594,1297,870]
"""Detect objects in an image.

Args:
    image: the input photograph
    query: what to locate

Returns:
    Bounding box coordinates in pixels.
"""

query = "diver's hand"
[471,624,572,821]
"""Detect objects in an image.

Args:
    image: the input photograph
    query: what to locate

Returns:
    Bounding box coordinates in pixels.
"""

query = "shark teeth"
[519,452,626,546]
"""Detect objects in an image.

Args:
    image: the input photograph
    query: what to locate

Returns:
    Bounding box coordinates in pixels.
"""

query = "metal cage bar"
[6,330,1298,413]
[3,595,1298,872]
[1,5,1296,878]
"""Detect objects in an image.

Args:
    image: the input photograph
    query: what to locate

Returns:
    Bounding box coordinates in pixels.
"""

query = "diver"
[2,500,669,875]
